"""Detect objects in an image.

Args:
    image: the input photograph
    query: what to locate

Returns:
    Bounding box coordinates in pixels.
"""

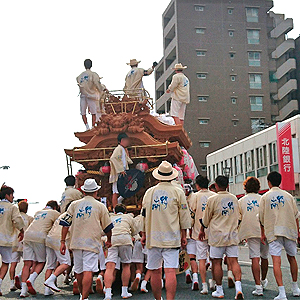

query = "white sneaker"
[274,295,287,300]
[44,287,54,296]
[252,287,263,296]
[191,279,199,291]
[209,279,216,291]
[44,277,60,292]
[235,291,244,299]
[20,291,30,298]
[85,124,90,131]
[121,291,132,299]
[140,282,148,293]
[200,283,208,295]
[261,279,268,289]
[212,290,225,298]
[10,284,18,291]
[292,286,300,297]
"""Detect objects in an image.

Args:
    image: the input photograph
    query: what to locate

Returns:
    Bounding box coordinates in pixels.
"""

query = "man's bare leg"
[150,268,162,300]
[251,257,260,285]
[82,271,93,300]
[112,193,118,209]
[82,115,88,126]
[272,256,283,286]
[92,114,96,127]
[212,259,223,285]
[164,268,177,300]
[261,257,268,281]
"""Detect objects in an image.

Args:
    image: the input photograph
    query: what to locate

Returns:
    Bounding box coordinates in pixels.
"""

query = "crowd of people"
[0,163,300,300]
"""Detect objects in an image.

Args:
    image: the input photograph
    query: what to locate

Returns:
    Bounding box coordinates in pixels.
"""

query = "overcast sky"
[0,0,299,215]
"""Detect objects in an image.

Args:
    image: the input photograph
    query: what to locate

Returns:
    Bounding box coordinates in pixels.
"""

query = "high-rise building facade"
[155,0,298,174]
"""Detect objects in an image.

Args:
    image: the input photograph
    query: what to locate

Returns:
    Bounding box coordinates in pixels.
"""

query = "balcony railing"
[271,39,295,59]
[270,18,293,38]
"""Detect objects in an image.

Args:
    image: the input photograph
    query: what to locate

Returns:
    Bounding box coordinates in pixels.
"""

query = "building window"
[245,150,255,177]
[247,30,260,44]
[231,97,237,104]
[246,7,259,23]
[198,96,208,102]
[269,142,278,165]
[196,28,205,34]
[195,5,204,11]
[200,142,210,148]
[231,75,236,82]
[251,118,265,134]
[199,119,209,125]
[249,74,262,89]
[228,8,233,14]
[196,51,206,56]
[229,30,234,37]
[250,96,263,111]
[230,53,235,59]
[197,73,207,79]
[233,120,238,126]
[248,52,261,66]
[235,154,244,183]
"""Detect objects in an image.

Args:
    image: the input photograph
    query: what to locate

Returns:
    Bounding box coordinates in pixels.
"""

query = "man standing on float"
[166,63,190,126]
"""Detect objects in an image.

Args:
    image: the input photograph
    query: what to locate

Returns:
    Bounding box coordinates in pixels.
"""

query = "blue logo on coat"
[76,205,92,220]
[247,199,259,212]
[270,195,285,209]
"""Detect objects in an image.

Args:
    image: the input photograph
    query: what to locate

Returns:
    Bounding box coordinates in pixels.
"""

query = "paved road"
[1,246,300,299]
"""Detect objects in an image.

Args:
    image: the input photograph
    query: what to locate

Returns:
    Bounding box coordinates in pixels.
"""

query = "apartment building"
[155,0,298,173]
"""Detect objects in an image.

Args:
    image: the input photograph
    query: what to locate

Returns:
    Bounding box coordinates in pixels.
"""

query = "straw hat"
[172,63,187,70]
[127,59,141,66]
[152,161,179,181]
[81,179,101,192]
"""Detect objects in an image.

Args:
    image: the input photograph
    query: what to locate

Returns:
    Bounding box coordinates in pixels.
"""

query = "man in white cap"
[141,161,191,300]
[166,63,190,125]
[60,179,113,300]
[77,59,107,131]
[124,59,157,98]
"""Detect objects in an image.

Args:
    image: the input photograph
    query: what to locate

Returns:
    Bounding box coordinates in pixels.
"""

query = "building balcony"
[276,79,297,100]
[275,100,299,121]
[155,92,171,111]
[163,14,176,37]
[271,39,295,59]
[275,58,296,80]
[270,18,293,38]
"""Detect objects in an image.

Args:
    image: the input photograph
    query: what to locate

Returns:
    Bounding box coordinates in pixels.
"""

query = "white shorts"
[146,248,179,270]
[98,246,106,271]
[23,241,46,263]
[112,182,118,194]
[106,245,132,264]
[170,100,187,120]
[46,247,71,270]
[269,236,297,257]
[186,239,197,256]
[210,245,238,259]
[132,241,146,263]
[196,240,209,260]
[11,251,22,263]
[0,246,12,264]
[73,249,99,273]
[80,95,97,115]
[248,238,269,259]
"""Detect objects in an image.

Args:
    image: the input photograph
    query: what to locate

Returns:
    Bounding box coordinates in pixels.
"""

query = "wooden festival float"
[65,90,194,213]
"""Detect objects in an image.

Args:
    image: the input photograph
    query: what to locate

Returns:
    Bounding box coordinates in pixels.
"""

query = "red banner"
[276,122,295,191]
